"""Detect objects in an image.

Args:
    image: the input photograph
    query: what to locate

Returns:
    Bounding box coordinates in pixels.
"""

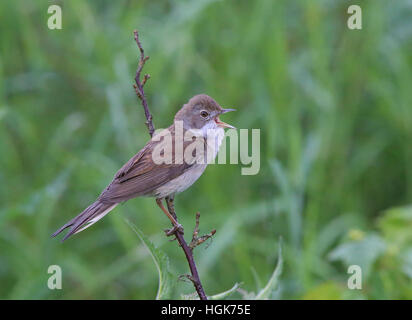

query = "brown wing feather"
[98,125,194,203]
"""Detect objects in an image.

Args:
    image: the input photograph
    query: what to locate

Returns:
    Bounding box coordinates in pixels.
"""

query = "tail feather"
[52,201,117,241]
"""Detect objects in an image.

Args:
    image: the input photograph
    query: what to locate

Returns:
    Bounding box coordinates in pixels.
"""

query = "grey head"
[174,94,235,130]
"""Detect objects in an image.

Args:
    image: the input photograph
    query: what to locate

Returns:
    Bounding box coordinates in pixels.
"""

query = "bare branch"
[133,30,155,137]
[165,197,209,300]
[189,212,216,250]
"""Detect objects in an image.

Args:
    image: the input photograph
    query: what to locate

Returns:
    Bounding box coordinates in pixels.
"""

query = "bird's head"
[174,94,235,132]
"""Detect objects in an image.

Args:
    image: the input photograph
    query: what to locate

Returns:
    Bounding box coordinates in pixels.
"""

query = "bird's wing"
[98,133,194,203]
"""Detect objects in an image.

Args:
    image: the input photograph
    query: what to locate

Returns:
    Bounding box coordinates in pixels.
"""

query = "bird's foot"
[164,223,184,237]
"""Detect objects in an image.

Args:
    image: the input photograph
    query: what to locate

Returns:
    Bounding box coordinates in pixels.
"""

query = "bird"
[52,94,235,241]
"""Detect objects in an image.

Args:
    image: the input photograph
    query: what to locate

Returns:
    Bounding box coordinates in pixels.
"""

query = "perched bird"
[52,94,235,241]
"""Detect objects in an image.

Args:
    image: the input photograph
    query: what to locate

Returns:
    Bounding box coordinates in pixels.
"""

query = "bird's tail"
[51,200,118,241]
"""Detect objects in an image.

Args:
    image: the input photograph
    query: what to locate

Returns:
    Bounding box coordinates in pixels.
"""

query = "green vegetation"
[1,0,411,299]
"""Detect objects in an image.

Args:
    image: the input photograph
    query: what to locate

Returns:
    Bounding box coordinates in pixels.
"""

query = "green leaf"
[125,219,173,299]
[303,282,344,300]
[255,239,283,300]
[378,205,412,246]
[328,233,386,278]
[180,292,199,300]
[209,283,241,300]
[401,248,412,279]
[180,283,241,300]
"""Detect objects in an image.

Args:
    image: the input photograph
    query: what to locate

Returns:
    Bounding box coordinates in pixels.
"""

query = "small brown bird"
[52,94,235,241]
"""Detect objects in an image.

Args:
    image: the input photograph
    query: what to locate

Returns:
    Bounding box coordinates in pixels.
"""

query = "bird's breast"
[152,127,225,199]
[152,164,207,198]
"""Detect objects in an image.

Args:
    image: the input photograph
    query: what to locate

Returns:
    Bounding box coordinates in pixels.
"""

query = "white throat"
[203,121,225,162]
[184,121,225,163]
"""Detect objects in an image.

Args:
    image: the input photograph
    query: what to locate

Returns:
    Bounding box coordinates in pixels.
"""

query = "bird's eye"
[200,110,209,118]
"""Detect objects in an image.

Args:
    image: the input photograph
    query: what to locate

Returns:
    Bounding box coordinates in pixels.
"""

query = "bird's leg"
[166,196,177,219]
[165,196,183,239]
[165,196,184,238]
[156,198,183,236]
[155,198,179,225]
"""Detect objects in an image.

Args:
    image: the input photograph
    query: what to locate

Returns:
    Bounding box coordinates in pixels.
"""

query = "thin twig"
[132,30,212,300]
[133,30,155,137]
[189,212,216,250]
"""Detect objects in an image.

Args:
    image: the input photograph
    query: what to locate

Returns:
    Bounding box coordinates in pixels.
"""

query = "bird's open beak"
[216,108,236,129]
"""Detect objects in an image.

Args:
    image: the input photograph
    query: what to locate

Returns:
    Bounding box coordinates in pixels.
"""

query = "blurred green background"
[1,0,412,299]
